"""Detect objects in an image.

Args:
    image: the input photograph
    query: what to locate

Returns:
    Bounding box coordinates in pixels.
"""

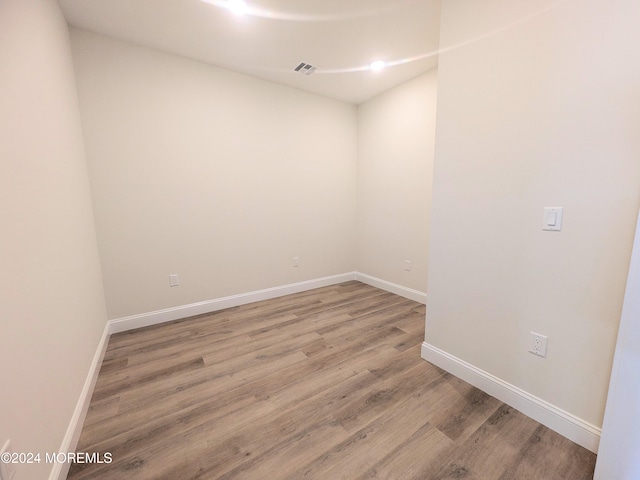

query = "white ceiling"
[58,0,441,104]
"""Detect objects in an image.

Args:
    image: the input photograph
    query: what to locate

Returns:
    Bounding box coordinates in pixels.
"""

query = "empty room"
[1,0,639,479]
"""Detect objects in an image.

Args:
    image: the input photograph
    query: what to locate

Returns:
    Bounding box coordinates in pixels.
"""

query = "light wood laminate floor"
[67,281,596,479]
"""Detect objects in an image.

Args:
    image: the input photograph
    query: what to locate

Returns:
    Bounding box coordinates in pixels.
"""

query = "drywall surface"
[0,1,108,478]
[357,70,437,294]
[427,0,640,427]
[70,29,358,319]
[595,210,640,477]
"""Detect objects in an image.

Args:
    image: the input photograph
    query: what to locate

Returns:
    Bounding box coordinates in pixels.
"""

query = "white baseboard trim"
[109,272,426,335]
[109,272,358,334]
[421,342,600,453]
[355,272,427,304]
[53,271,425,479]
[49,322,111,480]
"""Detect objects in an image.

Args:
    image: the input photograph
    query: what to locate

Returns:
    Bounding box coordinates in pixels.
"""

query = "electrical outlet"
[529,332,548,358]
[0,439,16,480]
[169,274,179,287]
[404,260,412,271]
[293,257,300,268]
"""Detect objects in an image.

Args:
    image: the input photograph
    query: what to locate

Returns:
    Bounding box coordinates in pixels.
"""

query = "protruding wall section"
[425,0,640,439]
[0,1,108,479]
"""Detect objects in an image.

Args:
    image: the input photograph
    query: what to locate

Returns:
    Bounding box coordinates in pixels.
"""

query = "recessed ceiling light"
[226,0,249,15]
[369,60,386,71]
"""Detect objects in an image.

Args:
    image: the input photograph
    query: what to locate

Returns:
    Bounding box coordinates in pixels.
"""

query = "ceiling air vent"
[294,62,317,76]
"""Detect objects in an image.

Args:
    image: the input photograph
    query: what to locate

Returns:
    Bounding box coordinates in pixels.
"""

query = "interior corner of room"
[1,0,639,479]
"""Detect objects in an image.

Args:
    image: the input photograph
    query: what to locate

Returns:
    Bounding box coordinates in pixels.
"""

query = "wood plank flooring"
[67,281,596,479]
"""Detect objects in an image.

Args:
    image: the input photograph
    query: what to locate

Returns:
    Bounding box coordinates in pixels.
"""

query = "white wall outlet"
[169,274,179,287]
[293,257,300,268]
[404,260,412,271]
[0,439,16,480]
[529,332,548,358]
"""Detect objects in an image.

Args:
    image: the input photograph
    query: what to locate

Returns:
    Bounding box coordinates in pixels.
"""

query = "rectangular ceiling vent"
[294,62,317,76]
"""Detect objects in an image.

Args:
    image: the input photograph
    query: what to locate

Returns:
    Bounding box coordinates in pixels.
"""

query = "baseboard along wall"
[355,273,427,304]
[53,273,599,478]
[108,272,427,334]
[53,272,424,479]
[421,342,601,454]
[49,322,111,480]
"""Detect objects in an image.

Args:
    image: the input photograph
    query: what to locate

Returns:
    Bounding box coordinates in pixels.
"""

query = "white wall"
[70,29,358,320]
[357,70,437,294]
[595,210,640,478]
[426,0,640,430]
[0,1,108,479]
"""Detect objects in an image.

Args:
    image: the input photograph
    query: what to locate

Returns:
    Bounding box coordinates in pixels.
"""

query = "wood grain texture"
[67,281,596,479]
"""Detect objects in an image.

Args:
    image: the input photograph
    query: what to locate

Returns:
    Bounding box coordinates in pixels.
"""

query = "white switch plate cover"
[543,207,563,231]
[404,260,412,271]
[169,274,179,287]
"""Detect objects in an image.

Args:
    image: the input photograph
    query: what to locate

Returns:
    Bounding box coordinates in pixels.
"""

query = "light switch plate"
[543,207,563,231]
